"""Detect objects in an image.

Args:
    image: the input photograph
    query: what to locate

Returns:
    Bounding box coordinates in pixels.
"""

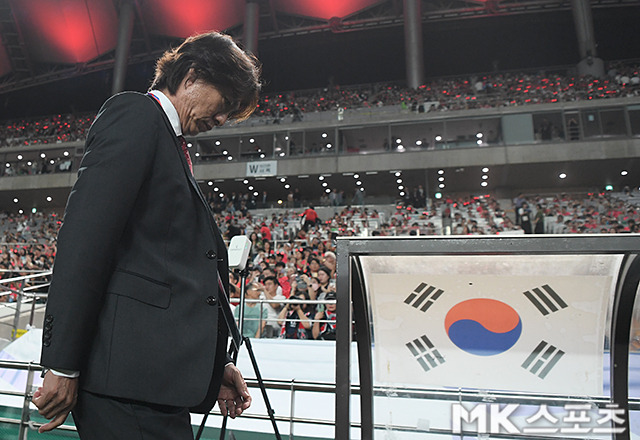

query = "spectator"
[234,283,268,338]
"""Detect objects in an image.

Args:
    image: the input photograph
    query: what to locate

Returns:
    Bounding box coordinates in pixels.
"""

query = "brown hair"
[150,31,261,122]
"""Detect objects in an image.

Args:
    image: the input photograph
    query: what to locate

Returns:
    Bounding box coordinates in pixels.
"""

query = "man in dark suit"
[32,32,261,439]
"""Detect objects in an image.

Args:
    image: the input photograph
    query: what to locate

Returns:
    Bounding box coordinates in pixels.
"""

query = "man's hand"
[32,371,78,433]
[217,364,251,419]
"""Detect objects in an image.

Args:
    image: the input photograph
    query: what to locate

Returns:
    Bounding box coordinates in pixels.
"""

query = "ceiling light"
[438,177,445,182]
[439,184,445,189]
[481,182,488,187]
[438,169,444,175]
[435,135,442,141]
[482,167,489,172]
[621,170,628,176]
[559,173,567,179]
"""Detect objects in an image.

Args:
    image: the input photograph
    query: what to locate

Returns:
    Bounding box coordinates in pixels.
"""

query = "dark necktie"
[178,136,193,174]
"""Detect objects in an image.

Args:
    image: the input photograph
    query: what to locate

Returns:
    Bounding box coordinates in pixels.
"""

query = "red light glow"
[144,0,244,38]
[19,0,117,64]
[274,0,380,19]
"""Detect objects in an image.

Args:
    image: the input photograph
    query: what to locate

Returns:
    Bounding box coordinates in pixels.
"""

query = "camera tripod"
[195,267,282,440]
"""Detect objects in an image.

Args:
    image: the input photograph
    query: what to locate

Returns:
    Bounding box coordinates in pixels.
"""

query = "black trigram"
[404,283,444,312]
[406,335,446,372]
[523,284,568,316]
[521,340,565,379]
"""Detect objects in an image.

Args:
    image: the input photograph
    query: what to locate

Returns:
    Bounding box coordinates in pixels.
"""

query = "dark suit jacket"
[41,92,231,412]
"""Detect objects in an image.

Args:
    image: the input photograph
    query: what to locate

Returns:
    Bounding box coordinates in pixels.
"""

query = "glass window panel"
[196,136,238,162]
[340,125,388,154]
[240,133,272,160]
[306,129,335,156]
[532,112,565,142]
[628,109,640,136]
[443,118,501,149]
[600,109,627,136]
[581,110,601,138]
[358,253,622,439]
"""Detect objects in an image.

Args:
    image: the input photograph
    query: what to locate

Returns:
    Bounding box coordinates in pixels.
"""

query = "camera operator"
[277,287,312,339]
[313,291,337,340]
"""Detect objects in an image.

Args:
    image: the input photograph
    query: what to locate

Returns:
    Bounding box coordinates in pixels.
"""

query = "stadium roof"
[0,0,638,118]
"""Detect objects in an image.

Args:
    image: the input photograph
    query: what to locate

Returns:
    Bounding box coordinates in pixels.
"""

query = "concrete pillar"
[570,0,604,77]
[244,0,260,56]
[403,0,424,89]
[111,0,135,95]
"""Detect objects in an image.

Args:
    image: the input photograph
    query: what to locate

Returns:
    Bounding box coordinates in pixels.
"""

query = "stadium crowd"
[254,62,640,119]
[0,63,638,147]
[1,190,636,328]
[0,113,93,148]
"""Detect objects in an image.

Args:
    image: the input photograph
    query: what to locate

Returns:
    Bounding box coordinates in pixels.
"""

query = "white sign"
[246,161,277,177]
[369,272,610,395]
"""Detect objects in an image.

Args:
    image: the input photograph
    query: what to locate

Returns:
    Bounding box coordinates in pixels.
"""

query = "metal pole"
[289,379,296,440]
[244,0,260,56]
[11,280,24,341]
[570,0,604,76]
[18,364,35,440]
[403,0,424,89]
[111,0,135,95]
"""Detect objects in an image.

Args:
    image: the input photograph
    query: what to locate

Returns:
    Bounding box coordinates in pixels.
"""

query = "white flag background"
[369,272,611,395]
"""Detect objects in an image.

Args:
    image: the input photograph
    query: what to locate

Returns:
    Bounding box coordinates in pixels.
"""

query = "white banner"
[246,160,277,177]
[369,272,610,395]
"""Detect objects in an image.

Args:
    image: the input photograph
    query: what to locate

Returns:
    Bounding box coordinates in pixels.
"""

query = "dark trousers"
[72,389,194,440]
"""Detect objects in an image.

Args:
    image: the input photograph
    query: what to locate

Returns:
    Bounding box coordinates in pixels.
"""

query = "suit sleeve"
[41,93,162,371]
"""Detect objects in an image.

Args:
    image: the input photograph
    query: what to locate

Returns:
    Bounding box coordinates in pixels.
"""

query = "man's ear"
[183,68,197,89]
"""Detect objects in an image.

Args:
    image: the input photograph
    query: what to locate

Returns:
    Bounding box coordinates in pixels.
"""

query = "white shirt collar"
[148,90,182,137]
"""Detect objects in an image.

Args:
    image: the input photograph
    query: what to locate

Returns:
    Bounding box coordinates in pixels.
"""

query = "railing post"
[289,379,296,440]
[19,363,35,440]
[11,280,25,341]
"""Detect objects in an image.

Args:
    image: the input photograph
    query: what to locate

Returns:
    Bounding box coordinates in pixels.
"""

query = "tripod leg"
[195,413,208,440]
[243,337,282,440]
[218,414,228,440]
